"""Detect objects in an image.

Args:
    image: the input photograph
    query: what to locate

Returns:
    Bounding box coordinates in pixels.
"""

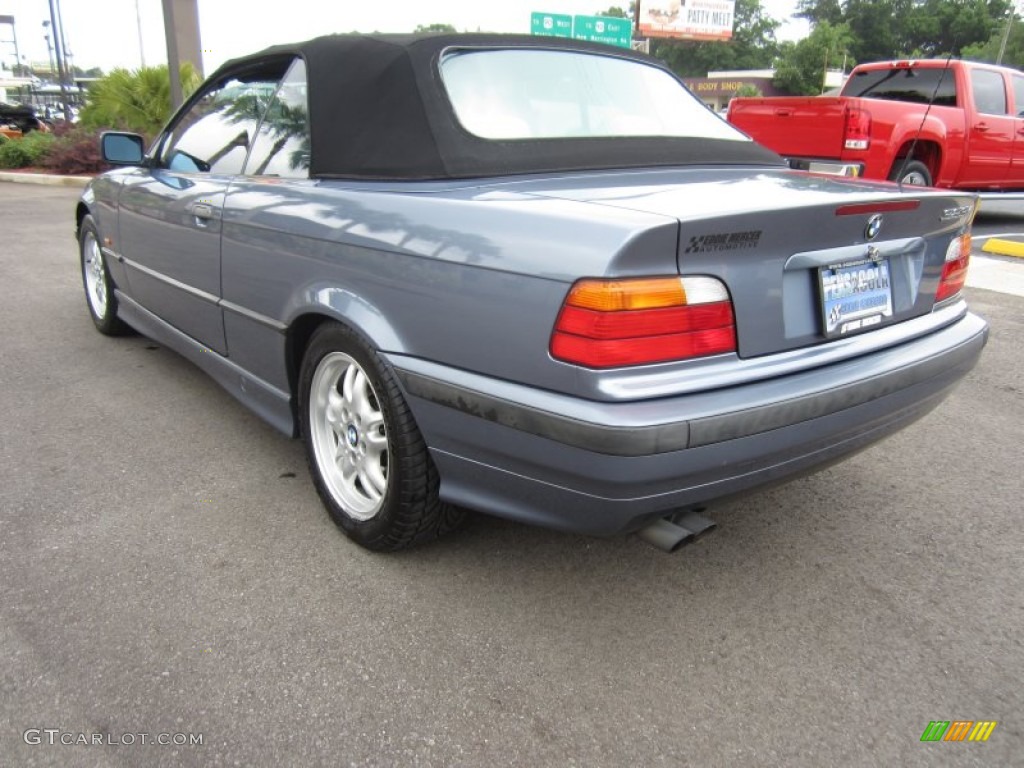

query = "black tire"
[79,214,132,336]
[888,159,932,187]
[298,321,465,551]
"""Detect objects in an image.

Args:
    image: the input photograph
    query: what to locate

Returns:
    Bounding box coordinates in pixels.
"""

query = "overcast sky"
[2,0,808,74]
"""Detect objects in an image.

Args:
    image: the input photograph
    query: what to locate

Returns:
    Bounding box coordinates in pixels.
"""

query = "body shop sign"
[639,0,735,41]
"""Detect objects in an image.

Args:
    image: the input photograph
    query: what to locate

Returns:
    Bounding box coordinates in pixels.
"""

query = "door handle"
[775,108,792,116]
[191,203,214,220]
[975,123,990,133]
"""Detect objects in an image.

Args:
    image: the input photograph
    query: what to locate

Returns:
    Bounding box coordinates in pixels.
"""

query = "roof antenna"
[896,51,956,193]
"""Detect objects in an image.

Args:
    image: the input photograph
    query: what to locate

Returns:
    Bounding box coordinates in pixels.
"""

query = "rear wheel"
[298,322,465,551]
[79,215,131,336]
[888,159,932,187]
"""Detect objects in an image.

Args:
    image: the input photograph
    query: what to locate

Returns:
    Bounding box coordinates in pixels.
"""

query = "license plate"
[819,258,893,338]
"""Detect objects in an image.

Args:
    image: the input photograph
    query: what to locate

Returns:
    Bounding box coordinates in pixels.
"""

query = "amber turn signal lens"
[565,277,687,312]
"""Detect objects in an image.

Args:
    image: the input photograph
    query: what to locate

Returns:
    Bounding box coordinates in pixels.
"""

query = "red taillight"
[844,107,871,151]
[550,276,736,368]
[936,233,971,302]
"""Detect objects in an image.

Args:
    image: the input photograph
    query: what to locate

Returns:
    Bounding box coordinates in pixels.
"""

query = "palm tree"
[79,64,202,139]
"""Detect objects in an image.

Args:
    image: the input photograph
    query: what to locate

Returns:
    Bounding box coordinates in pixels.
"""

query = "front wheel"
[888,159,932,187]
[298,322,465,551]
[79,215,131,336]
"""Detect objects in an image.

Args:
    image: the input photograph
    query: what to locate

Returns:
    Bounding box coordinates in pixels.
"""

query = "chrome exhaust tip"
[636,510,716,553]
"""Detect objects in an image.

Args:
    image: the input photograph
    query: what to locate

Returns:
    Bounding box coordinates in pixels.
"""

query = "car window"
[160,72,283,175]
[1012,74,1024,117]
[245,58,310,178]
[841,67,958,106]
[970,69,1008,115]
[440,49,745,142]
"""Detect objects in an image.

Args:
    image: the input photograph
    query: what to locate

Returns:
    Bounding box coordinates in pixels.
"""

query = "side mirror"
[100,132,146,166]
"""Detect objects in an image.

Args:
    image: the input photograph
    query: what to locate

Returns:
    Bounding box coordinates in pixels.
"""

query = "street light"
[42,21,55,78]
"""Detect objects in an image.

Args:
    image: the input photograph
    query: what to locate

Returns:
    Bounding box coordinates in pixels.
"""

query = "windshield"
[440,48,747,142]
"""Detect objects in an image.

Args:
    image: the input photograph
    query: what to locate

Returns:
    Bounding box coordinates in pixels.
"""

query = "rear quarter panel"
[219,178,679,396]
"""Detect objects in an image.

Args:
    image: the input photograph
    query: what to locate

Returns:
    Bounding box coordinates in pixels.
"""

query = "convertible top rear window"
[441,49,745,142]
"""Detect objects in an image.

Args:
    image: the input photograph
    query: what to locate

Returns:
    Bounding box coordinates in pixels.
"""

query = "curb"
[981,238,1024,259]
[0,171,91,188]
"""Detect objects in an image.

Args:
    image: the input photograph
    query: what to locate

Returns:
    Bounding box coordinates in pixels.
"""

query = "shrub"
[39,126,109,175]
[0,130,56,169]
[80,63,201,138]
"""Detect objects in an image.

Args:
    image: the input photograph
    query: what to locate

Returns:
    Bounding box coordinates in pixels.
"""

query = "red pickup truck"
[726,59,1024,190]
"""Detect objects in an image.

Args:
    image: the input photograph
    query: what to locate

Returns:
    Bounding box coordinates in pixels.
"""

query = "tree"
[651,0,781,77]
[596,5,631,17]
[899,0,1012,57]
[843,0,901,62]
[414,23,457,33]
[79,64,202,139]
[69,64,104,78]
[773,21,856,94]
[795,0,1012,61]
[962,11,1024,67]
[796,0,844,25]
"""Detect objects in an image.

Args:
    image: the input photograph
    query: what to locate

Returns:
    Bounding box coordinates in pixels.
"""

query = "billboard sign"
[638,0,736,41]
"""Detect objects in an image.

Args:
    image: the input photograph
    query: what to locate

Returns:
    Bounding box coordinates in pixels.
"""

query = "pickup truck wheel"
[299,322,466,551]
[889,160,932,186]
[80,215,132,336]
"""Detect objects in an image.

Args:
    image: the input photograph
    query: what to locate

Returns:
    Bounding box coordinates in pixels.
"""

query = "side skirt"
[115,290,296,437]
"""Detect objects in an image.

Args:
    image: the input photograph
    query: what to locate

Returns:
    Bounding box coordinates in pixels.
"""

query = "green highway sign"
[530,12,573,38]
[530,12,633,48]
[570,15,633,48]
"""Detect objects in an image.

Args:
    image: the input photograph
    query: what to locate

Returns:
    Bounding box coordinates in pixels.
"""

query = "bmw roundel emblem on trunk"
[865,214,883,240]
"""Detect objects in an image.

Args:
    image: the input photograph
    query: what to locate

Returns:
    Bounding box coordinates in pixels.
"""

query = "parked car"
[0,101,50,134]
[78,34,988,552]
[727,59,1024,190]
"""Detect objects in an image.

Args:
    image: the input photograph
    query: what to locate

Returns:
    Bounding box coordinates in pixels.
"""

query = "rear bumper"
[786,157,866,178]
[389,311,988,536]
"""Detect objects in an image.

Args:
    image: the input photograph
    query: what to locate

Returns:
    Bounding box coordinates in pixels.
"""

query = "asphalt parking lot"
[2,183,1022,767]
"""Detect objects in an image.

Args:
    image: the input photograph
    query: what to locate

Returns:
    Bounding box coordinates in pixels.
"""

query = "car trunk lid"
[524,168,975,359]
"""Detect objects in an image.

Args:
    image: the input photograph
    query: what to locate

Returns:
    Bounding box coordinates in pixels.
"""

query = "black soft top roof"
[209,33,783,180]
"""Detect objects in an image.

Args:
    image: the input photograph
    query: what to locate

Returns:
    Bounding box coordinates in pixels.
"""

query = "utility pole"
[10,18,21,74]
[46,0,72,121]
[162,0,203,111]
[136,0,146,67]
[996,4,1014,64]
[42,20,55,78]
